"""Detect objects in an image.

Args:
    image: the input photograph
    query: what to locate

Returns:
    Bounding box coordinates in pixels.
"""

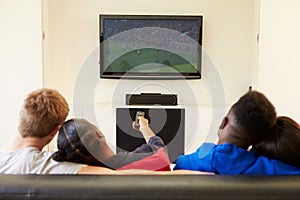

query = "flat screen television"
[99,15,203,79]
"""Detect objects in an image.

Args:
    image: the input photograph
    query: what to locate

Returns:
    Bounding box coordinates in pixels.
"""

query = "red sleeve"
[117,148,171,171]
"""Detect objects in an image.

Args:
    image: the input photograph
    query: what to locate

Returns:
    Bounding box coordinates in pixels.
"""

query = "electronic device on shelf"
[126,93,178,106]
[99,14,203,79]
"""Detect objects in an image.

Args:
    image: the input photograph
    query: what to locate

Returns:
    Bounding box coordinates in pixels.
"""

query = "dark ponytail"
[252,116,300,168]
[52,150,66,161]
[52,118,111,168]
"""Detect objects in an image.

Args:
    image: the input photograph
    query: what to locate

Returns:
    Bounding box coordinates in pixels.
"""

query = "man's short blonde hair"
[18,88,69,138]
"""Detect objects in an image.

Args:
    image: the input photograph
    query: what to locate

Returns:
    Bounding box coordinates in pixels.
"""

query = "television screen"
[99,15,203,79]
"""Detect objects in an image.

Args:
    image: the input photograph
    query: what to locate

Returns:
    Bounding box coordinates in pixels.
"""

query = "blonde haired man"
[0,88,115,174]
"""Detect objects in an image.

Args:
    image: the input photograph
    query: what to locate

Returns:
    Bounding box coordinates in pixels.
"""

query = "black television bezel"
[99,14,203,80]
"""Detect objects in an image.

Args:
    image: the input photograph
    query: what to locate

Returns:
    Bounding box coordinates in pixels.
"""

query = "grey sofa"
[0,174,300,200]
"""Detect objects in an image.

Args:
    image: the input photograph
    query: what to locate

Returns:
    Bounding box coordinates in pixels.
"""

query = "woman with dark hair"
[52,117,170,171]
[252,116,300,168]
[52,118,113,168]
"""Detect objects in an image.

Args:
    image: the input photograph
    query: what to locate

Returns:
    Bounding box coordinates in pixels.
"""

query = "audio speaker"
[126,93,178,105]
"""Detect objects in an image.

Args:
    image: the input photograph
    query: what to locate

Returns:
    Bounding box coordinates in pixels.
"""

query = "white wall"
[0,0,300,155]
[44,0,258,152]
[0,0,42,148]
[257,0,300,122]
[44,0,257,105]
[0,0,298,154]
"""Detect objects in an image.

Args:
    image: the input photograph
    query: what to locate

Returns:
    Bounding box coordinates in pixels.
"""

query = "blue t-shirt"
[174,143,300,175]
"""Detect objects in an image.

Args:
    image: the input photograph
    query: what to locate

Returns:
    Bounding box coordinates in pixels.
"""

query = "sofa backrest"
[0,174,300,200]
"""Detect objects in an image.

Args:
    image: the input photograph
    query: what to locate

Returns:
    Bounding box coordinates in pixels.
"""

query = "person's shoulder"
[199,142,216,149]
[214,143,257,161]
[39,149,56,156]
[214,143,245,152]
[41,154,86,174]
[31,149,85,174]
[0,146,40,158]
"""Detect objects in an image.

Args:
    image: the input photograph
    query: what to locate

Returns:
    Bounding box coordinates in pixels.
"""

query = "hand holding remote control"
[132,111,155,143]
[133,111,145,129]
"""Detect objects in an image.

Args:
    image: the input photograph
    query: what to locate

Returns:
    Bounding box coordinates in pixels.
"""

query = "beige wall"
[44,0,257,105]
[2,0,298,154]
[0,0,42,148]
[257,0,300,122]
[44,0,258,152]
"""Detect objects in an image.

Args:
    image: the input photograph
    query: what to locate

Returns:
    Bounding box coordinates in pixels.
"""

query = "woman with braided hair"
[52,117,171,171]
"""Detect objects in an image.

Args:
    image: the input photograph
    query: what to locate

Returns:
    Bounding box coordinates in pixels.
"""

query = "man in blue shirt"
[174,142,300,175]
[174,90,300,175]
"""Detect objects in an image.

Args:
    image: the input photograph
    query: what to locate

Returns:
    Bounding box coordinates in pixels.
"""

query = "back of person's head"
[218,90,277,148]
[252,116,300,168]
[18,88,69,138]
[52,118,110,167]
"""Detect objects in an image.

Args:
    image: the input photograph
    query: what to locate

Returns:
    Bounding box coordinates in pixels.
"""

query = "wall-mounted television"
[99,15,203,79]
